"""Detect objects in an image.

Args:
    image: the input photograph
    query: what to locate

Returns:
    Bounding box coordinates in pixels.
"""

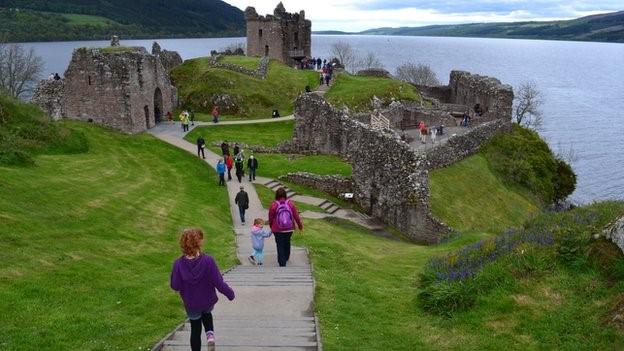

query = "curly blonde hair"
[179,228,204,256]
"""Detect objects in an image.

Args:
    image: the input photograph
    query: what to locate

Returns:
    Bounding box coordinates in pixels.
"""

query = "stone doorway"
[144,105,150,129]
[265,45,269,56]
[154,87,163,124]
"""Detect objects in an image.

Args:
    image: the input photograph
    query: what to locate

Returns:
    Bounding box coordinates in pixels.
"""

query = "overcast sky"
[226,0,623,31]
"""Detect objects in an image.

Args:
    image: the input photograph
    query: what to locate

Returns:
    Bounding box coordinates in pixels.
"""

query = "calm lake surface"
[21,35,624,204]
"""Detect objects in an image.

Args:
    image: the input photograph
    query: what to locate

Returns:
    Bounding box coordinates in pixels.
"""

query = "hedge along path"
[149,123,321,351]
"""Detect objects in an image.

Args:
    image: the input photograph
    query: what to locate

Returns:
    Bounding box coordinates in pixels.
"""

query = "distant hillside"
[320,11,624,43]
[0,0,245,42]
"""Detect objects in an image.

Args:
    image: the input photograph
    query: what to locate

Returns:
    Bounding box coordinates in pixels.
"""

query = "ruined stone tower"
[33,41,181,134]
[245,2,311,67]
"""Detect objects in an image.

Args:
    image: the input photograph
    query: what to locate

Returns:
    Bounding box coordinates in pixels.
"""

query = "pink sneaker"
[206,331,215,345]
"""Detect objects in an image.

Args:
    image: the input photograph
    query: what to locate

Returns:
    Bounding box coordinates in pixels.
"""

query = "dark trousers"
[227,168,232,180]
[248,168,256,181]
[274,232,293,266]
[190,312,214,351]
[183,124,189,132]
[197,146,205,159]
[238,206,246,223]
[218,174,225,186]
[236,172,242,183]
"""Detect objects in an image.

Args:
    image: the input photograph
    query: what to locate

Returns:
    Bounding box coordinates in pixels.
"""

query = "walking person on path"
[268,188,304,267]
[248,218,272,265]
[216,159,226,186]
[190,110,196,126]
[212,105,220,123]
[247,155,258,181]
[234,156,244,183]
[235,186,249,224]
[196,135,206,159]
[233,143,240,158]
[180,111,190,132]
[170,228,235,350]
[221,141,230,157]
[225,153,234,181]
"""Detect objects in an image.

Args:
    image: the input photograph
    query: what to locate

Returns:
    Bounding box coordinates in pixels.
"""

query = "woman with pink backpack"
[268,187,304,266]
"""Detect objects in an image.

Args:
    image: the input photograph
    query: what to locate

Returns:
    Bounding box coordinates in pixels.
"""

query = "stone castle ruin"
[245,2,311,67]
[33,40,182,134]
[287,71,514,243]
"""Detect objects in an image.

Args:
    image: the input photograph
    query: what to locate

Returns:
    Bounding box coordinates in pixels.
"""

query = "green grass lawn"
[429,154,540,233]
[220,55,261,70]
[184,120,294,148]
[171,57,319,118]
[0,122,237,350]
[296,217,624,350]
[325,72,423,111]
[254,154,351,179]
[62,13,118,26]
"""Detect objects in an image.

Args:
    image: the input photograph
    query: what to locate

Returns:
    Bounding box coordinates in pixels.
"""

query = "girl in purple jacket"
[171,228,235,349]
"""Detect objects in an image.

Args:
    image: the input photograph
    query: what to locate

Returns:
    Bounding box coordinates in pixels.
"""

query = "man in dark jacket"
[247,155,258,181]
[197,135,206,159]
[234,186,249,224]
[221,141,229,156]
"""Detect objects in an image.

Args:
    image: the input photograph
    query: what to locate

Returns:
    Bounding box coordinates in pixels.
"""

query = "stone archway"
[144,105,150,128]
[154,87,163,124]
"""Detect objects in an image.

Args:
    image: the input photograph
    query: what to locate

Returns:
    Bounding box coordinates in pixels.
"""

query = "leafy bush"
[418,202,624,316]
[482,125,576,204]
[0,93,88,166]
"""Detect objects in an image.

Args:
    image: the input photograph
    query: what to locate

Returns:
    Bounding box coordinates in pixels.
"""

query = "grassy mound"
[0,122,236,350]
[0,94,88,166]
[430,154,540,233]
[171,57,319,119]
[325,73,423,111]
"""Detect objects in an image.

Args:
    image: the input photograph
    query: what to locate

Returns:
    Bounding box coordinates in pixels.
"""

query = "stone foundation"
[279,172,354,198]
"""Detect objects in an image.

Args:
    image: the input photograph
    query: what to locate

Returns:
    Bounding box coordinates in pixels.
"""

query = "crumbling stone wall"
[384,101,457,130]
[291,94,450,243]
[32,80,64,121]
[449,70,513,122]
[245,3,311,67]
[33,43,179,134]
[424,119,511,170]
[207,55,270,79]
[152,42,183,72]
[279,172,354,198]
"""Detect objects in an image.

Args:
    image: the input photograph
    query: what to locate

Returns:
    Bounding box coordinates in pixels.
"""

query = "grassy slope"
[325,73,423,111]
[0,122,236,350]
[429,154,539,233]
[221,55,261,70]
[172,57,319,119]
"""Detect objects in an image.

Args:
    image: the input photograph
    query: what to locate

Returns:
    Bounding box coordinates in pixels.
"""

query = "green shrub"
[483,125,576,204]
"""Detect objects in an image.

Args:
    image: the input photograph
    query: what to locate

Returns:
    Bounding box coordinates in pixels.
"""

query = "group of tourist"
[212,141,259,186]
[319,62,334,86]
[179,110,194,132]
[170,189,303,350]
[302,57,326,70]
[417,121,445,144]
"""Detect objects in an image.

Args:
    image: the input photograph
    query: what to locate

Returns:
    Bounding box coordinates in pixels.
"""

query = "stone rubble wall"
[449,70,514,123]
[291,93,450,243]
[604,216,624,254]
[152,42,183,72]
[383,100,457,130]
[32,80,65,121]
[424,119,511,170]
[415,85,452,103]
[207,55,270,79]
[279,172,354,198]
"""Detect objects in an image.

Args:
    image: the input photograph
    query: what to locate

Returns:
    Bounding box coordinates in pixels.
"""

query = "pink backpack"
[275,200,294,232]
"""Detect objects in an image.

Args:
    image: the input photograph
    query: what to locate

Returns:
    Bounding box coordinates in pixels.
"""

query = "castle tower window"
[259,29,263,38]
[294,32,299,44]
[87,76,92,85]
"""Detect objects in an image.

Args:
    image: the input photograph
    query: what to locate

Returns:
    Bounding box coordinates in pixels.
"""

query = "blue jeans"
[252,248,264,264]
[239,206,246,223]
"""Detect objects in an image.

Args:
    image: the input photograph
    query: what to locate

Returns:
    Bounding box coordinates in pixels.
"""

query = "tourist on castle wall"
[225,153,234,181]
[247,155,258,181]
[170,228,235,350]
[197,135,206,159]
[235,186,250,224]
[221,140,229,156]
[268,187,304,267]
[216,159,226,186]
[212,105,220,123]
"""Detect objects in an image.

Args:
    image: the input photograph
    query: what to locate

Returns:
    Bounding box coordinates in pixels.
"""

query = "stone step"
[268,182,283,190]
[326,205,341,214]
[264,179,279,187]
[171,331,316,341]
[286,190,297,199]
[163,338,317,348]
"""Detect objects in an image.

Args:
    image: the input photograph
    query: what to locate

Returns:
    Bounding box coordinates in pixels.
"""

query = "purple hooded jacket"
[170,253,235,312]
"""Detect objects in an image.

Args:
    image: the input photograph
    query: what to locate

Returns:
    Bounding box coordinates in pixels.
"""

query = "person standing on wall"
[268,187,304,267]
[247,155,258,181]
[235,186,250,224]
[197,135,206,159]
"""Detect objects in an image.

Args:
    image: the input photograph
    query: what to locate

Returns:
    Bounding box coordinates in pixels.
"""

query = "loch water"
[20,35,624,204]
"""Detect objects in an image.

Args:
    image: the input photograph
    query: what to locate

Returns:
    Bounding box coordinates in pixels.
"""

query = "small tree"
[330,41,357,73]
[0,42,44,99]
[395,62,440,86]
[356,51,383,71]
[514,81,544,130]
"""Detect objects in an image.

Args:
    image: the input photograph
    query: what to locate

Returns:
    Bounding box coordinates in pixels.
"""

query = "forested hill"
[0,0,245,42]
[317,11,624,43]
